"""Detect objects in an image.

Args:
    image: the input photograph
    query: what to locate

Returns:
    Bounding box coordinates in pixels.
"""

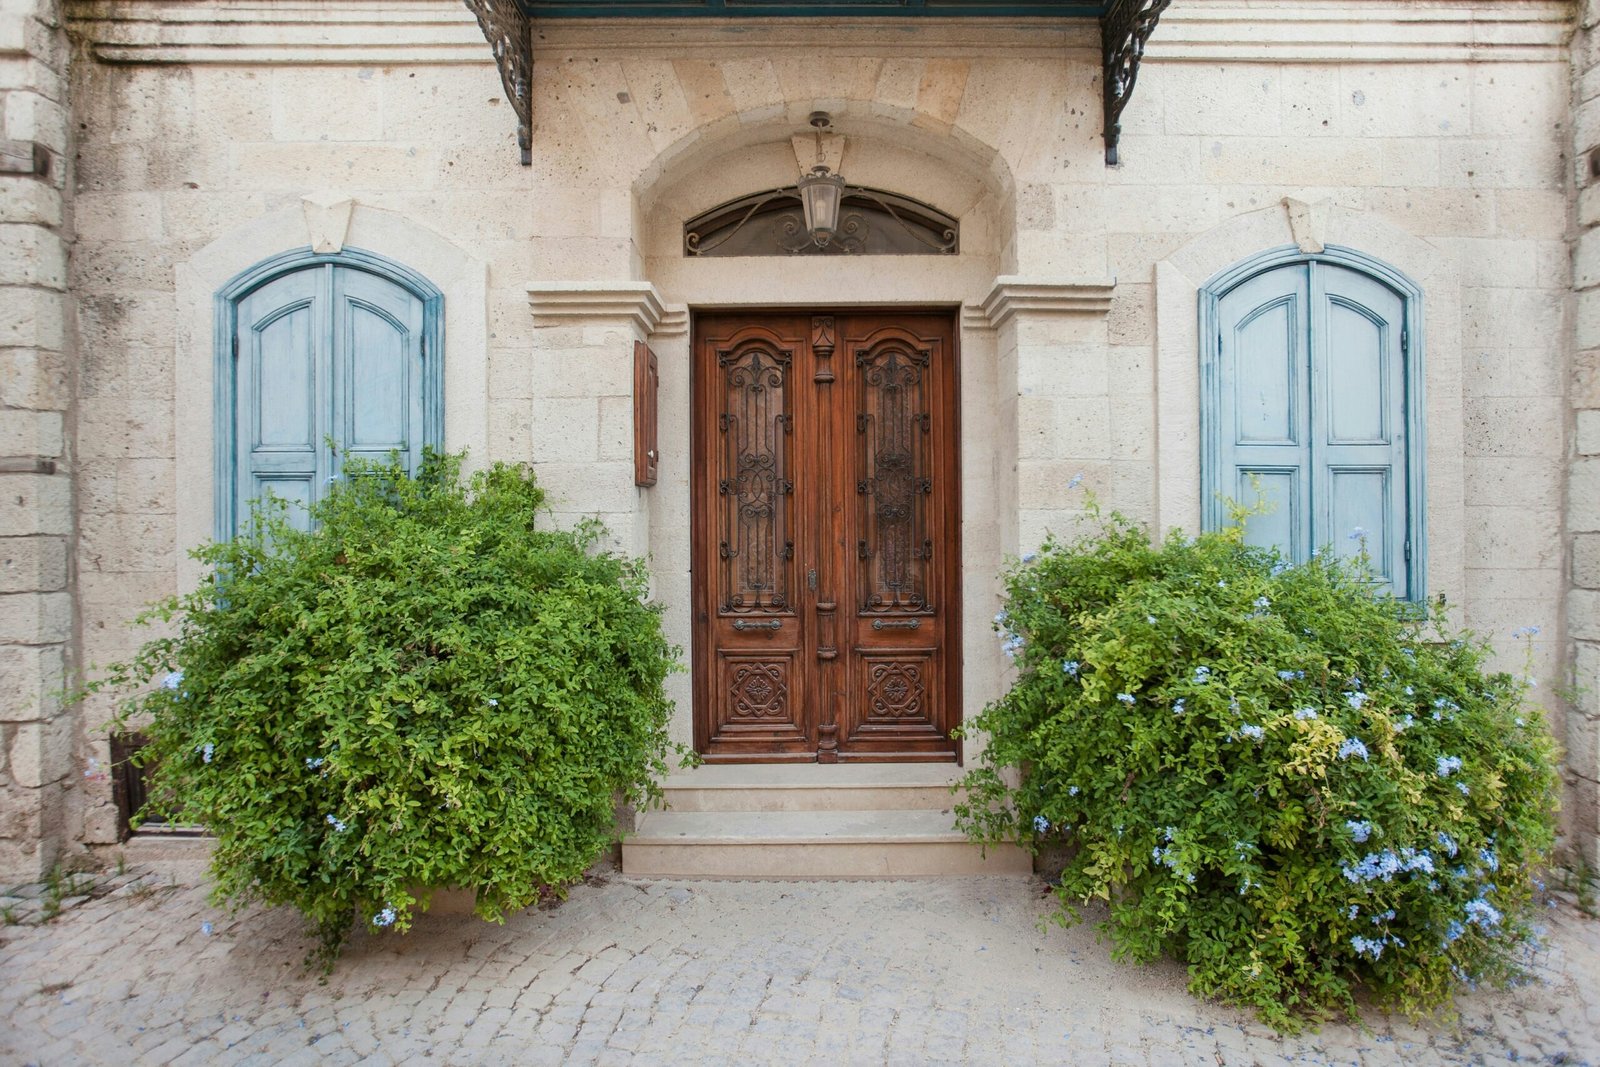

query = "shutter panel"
[1312,263,1409,595]
[1216,264,1313,563]
[332,267,428,477]
[235,268,325,532]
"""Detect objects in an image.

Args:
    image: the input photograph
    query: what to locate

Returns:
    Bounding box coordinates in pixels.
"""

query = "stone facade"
[0,0,1593,877]
[0,0,74,881]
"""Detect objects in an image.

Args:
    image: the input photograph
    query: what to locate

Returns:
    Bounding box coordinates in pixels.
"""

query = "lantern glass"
[797,168,845,246]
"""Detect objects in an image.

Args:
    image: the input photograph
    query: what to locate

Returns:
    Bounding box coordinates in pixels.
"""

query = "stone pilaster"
[976,277,1117,555]
[1569,0,1600,867]
[525,282,666,558]
[0,0,74,882]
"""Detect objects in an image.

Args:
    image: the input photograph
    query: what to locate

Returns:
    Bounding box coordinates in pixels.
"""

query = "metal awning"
[463,0,1169,166]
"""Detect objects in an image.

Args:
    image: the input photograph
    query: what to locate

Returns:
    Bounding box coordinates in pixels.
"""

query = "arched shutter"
[231,264,428,533]
[1211,260,1412,596]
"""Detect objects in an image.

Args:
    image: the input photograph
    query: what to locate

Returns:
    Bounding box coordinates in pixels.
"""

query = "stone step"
[655,762,967,812]
[621,809,1032,878]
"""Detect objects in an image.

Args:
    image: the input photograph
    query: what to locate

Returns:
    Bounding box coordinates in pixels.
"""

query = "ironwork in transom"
[685,187,959,257]
[461,0,1171,166]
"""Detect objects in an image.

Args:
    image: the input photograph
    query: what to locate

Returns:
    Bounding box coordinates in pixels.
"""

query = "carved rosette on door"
[693,312,959,762]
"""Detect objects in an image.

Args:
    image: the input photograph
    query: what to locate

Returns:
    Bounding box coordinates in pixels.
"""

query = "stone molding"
[528,281,667,336]
[971,276,1116,331]
[1155,2,1569,64]
[65,0,1567,66]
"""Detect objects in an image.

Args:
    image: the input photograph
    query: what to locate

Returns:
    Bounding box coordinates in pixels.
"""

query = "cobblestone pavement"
[2,859,1597,1066]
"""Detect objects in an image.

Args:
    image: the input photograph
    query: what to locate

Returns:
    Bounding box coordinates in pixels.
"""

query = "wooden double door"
[692,311,960,762]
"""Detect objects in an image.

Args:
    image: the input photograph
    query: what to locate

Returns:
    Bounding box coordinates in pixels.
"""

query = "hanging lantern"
[797,165,846,247]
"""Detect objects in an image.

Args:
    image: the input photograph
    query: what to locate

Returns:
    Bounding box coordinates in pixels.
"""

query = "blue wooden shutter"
[235,267,325,532]
[1312,264,1408,593]
[231,264,429,533]
[331,266,427,477]
[1212,260,1411,596]
[1216,264,1313,563]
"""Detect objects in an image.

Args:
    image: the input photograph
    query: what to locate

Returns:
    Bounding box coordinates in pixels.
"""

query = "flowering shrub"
[955,509,1560,1031]
[96,454,678,958]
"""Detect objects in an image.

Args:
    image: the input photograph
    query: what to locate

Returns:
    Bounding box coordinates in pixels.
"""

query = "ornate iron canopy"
[463,0,1169,166]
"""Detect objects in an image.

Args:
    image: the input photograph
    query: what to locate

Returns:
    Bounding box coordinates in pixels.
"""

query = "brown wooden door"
[692,311,960,762]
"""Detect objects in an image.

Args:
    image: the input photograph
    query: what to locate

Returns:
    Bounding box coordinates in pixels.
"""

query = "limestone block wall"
[0,0,74,883]
[1569,0,1600,867]
[51,0,1586,860]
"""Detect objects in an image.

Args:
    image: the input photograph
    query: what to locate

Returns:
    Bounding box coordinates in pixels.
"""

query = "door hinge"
[231,333,239,360]
[1401,327,1409,355]
[1404,539,1412,561]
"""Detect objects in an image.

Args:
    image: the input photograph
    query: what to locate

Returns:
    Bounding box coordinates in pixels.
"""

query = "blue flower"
[1172,698,1186,716]
[1062,660,1080,677]
[993,610,1008,626]
[1239,723,1265,742]
[1254,597,1270,610]
[1033,815,1050,833]
[1022,552,1037,564]
[1443,920,1465,944]
[1465,899,1502,929]
[1338,738,1369,761]
[1437,832,1459,857]
[1192,666,1212,684]
[1068,785,1080,796]
[161,670,184,691]
[1293,707,1318,720]
[1116,692,1136,706]
[1436,755,1462,778]
[486,698,499,707]
[374,907,397,928]
[1347,905,1360,920]
[1278,669,1304,681]
[201,921,213,936]
[1345,691,1368,711]
[1146,615,1157,624]
[325,814,348,833]
[1350,934,1384,959]
[305,757,324,770]
[1456,781,1471,796]
[197,742,214,764]
[1479,848,1499,873]
[1349,526,1368,541]
[1512,625,1541,639]
[1067,472,1085,490]
[1346,820,1372,843]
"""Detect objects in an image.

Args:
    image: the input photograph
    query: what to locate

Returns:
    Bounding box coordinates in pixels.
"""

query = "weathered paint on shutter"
[1313,263,1408,593]
[235,267,323,531]
[333,266,427,476]
[232,264,427,533]
[1216,264,1313,563]
[1214,260,1410,596]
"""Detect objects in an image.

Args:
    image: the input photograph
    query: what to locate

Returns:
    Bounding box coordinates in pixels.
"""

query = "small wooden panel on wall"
[634,340,659,487]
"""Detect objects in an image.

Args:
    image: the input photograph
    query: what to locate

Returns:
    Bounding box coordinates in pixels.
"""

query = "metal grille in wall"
[685,188,958,257]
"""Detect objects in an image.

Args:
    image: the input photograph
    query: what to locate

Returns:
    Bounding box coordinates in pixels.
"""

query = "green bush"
[97,453,678,957]
[955,507,1560,1031]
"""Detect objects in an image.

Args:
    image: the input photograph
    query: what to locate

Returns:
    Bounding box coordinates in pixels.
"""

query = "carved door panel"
[693,311,959,763]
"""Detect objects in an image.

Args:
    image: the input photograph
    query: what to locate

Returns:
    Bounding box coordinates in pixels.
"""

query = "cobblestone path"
[2,860,1597,1066]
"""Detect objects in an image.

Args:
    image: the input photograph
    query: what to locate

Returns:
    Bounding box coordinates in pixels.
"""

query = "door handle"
[733,619,782,631]
[872,618,922,630]
[807,568,818,591]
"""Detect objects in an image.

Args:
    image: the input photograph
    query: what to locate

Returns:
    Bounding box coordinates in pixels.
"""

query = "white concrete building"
[1,0,1596,880]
